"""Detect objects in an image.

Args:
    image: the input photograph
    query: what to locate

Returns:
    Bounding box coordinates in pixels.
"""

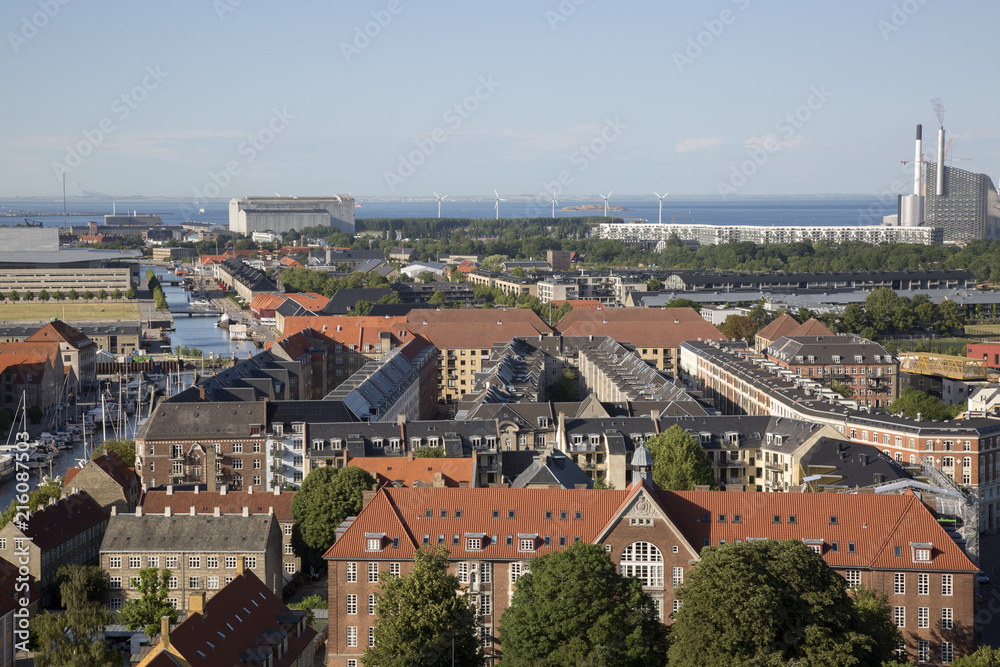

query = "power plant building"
[925,163,1000,243]
[229,196,356,235]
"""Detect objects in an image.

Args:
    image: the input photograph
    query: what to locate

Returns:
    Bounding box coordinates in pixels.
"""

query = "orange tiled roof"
[347,456,476,488]
[140,489,295,522]
[249,293,286,313]
[790,317,834,337]
[26,320,90,347]
[756,313,800,342]
[280,315,408,346]
[402,309,552,350]
[550,299,603,309]
[554,307,725,347]
[324,486,977,574]
[282,292,329,312]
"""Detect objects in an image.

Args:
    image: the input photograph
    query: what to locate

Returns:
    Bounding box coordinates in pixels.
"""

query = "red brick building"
[324,483,977,666]
[967,342,1000,371]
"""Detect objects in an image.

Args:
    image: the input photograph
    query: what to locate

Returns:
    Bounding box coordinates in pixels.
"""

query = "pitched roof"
[347,456,475,488]
[22,492,107,551]
[81,450,137,491]
[140,489,295,522]
[282,292,329,312]
[790,317,834,337]
[553,308,725,347]
[402,308,552,349]
[248,293,287,313]
[325,288,394,314]
[756,313,800,342]
[325,486,977,574]
[139,402,267,440]
[279,315,408,344]
[25,319,91,347]
[100,514,276,553]
[154,571,316,667]
[509,450,594,489]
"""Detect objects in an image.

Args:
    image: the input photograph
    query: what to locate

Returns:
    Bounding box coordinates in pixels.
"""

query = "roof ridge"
[867,493,913,567]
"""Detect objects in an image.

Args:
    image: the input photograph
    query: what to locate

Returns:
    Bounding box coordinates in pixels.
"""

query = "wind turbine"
[493,188,506,220]
[550,189,558,219]
[654,192,669,224]
[433,192,448,218]
[600,190,613,217]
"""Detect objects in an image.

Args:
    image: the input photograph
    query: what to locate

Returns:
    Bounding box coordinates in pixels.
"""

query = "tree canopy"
[92,437,136,466]
[717,314,758,343]
[954,647,1000,666]
[887,386,966,422]
[33,566,119,667]
[498,541,667,666]
[669,540,901,667]
[1,476,62,527]
[291,465,377,570]
[117,568,178,637]
[51,565,107,608]
[646,425,715,490]
[363,546,481,667]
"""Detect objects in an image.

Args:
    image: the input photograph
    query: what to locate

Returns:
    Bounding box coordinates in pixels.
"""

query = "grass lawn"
[0,301,139,321]
[966,324,1000,335]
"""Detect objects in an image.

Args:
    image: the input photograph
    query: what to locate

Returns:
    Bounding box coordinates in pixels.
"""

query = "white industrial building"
[229,196,356,235]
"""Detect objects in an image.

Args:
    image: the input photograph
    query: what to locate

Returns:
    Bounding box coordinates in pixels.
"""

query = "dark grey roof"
[799,438,912,489]
[140,402,267,440]
[510,450,593,489]
[325,288,393,314]
[219,257,278,293]
[100,514,275,553]
[631,443,654,468]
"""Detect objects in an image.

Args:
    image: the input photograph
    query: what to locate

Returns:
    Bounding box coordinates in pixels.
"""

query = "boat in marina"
[189,298,212,308]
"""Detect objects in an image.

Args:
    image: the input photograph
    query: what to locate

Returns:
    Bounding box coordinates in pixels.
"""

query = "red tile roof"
[140,489,295,522]
[790,317,834,337]
[549,299,604,309]
[402,309,552,350]
[347,456,476,489]
[325,486,976,574]
[756,313,800,342]
[77,450,137,491]
[280,316,408,347]
[63,468,82,486]
[553,307,725,348]
[248,293,286,314]
[282,292,329,312]
[25,320,90,347]
[22,492,106,551]
[156,571,316,667]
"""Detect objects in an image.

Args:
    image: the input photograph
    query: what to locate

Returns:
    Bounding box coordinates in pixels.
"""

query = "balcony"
[718,459,744,468]
[765,463,788,473]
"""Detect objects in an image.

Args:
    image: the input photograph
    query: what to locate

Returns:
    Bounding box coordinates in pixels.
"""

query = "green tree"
[363,546,482,667]
[865,287,901,334]
[841,303,867,334]
[718,314,757,343]
[954,646,1000,666]
[288,594,327,625]
[53,290,65,301]
[414,447,447,458]
[0,476,62,526]
[664,298,701,310]
[498,541,667,667]
[547,367,578,402]
[117,568,178,637]
[852,586,905,666]
[646,424,715,490]
[112,288,123,300]
[354,300,375,316]
[82,290,94,300]
[23,291,34,301]
[428,290,446,307]
[938,299,965,333]
[647,278,663,291]
[828,381,853,399]
[481,254,508,271]
[418,271,436,283]
[67,289,79,301]
[291,465,376,570]
[125,286,137,299]
[6,290,17,302]
[33,566,119,667]
[97,289,108,300]
[91,437,136,467]
[887,386,965,422]
[50,565,107,607]
[669,540,899,667]
[38,289,50,301]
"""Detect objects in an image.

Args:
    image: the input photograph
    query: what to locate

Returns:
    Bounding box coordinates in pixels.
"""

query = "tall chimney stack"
[913,124,923,196]
[936,126,945,196]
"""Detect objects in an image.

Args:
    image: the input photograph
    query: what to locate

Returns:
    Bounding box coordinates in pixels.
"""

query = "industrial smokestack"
[913,124,922,196]
[936,126,945,196]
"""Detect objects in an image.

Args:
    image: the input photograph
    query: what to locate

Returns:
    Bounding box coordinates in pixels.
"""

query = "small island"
[560,204,628,212]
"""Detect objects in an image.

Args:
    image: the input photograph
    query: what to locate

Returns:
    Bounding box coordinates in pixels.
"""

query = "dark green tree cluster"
[646,425,715,490]
[118,568,178,637]
[954,647,1000,666]
[670,540,902,667]
[32,566,119,667]
[91,437,136,466]
[832,287,966,339]
[0,476,62,526]
[498,542,668,666]
[291,465,377,569]
[281,268,391,298]
[50,565,107,608]
[364,546,482,667]
[887,386,966,422]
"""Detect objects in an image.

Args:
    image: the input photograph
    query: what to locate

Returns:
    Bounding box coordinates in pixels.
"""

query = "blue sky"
[2,0,997,199]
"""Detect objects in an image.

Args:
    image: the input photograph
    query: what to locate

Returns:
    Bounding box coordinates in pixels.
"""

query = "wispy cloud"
[743,133,803,152]
[675,136,723,153]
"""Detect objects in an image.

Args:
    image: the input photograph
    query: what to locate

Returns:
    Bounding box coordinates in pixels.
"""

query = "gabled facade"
[324,486,977,666]
[62,450,140,514]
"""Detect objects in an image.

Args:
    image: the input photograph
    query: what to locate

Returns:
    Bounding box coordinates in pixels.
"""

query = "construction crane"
[901,138,970,166]
[22,218,43,227]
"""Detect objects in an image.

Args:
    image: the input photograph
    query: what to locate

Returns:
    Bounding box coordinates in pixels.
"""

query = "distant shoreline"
[561,204,628,212]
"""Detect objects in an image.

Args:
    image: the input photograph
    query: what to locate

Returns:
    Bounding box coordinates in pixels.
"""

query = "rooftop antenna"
[549,189,558,219]
[493,188,506,220]
[434,192,448,219]
[600,190,613,217]
[654,192,668,224]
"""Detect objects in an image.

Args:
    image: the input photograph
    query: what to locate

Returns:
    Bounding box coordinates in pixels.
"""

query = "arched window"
[620,541,663,587]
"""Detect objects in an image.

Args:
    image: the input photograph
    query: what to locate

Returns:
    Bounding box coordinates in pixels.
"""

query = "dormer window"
[365,533,385,552]
[803,538,824,554]
[911,542,933,562]
[331,439,343,451]
[538,417,549,428]
[518,534,537,552]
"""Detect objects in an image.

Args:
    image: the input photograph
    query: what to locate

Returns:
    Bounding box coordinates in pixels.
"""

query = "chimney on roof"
[135,507,142,517]
[110,506,117,516]
[190,506,196,515]
[220,484,227,496]
[242,507,249,517]
[48,497,56,507]
[194,486,199,494]
[198,384,206,401]
[213,507,220,517]
[206,449,217,493]
[189,592,206,617]
[166,485,173,496]
[248,485,254,494]
[362,488,377,508]
[433,472,445,488]
[273,487,280,496]
[159,616,171,650]
[237,558,245,576]
[397,413,407,426]
[164,507,171,517]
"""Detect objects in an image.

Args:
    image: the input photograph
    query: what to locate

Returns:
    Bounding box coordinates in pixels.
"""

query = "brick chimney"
[198,384,206,401]
[432,472,445,488]
[362,483,378,508]
[206,449,217,493]
[159,616,171,649]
